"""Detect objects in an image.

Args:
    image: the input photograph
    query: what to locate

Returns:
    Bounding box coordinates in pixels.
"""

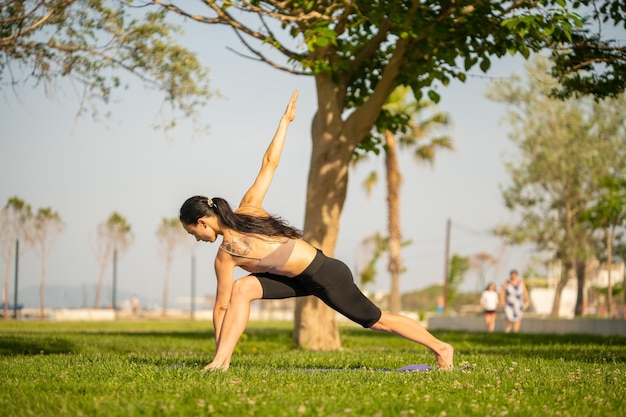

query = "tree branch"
[225,32,310,75]
[345,36,412,142]
[0,0,76,44]
[152,0,308,66]
[27,40,160,82]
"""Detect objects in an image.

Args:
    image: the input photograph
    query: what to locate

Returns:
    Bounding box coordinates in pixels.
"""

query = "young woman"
[180,91,454,371]
[480,282,499,332]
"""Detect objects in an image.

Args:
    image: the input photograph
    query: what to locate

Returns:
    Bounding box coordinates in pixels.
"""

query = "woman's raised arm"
[237,90,298,212]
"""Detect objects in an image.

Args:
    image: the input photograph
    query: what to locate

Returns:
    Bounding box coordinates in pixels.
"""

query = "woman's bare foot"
[201,360,229,372]
[435,342,454,370]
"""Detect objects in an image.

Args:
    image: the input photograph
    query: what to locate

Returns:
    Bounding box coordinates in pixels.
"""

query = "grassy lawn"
[1,320,624,416]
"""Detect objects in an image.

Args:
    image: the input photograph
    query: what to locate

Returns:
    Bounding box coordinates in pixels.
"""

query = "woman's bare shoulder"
[235,205,268,217]
[215,245,237,266]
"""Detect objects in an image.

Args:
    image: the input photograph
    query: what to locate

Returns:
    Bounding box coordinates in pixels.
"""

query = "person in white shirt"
[480,282,499,332]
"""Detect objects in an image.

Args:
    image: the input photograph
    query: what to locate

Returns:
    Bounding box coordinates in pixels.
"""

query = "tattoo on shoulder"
[223,236,251,256]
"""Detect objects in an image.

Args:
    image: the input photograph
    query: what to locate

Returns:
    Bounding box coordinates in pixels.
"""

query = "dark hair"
[179,196,302,239]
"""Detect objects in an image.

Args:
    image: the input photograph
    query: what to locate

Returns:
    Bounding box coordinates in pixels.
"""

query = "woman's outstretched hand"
[283,90,298,122]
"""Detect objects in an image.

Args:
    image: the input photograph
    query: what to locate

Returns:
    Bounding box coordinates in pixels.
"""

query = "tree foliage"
[447,253,469,304]
[581,176,626,316]
[358,232,388,289]
[488,55,626,316]
[151,1,590,131]
[1,0,212,128]
[583,176,626,256]
[470,251,498,291]
[149,0,623,349]
[355,86,454,160]
[547,0,626,100]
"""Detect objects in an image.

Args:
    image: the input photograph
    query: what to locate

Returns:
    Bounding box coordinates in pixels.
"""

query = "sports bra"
[219,237,297,273]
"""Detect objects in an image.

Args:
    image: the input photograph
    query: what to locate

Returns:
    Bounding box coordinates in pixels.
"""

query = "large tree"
[1,0,212,127]
[151,0,621,349]
[488,55,626,317]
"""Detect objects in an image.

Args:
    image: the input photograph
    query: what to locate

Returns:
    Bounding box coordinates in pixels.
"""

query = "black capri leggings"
[255,249,382,328]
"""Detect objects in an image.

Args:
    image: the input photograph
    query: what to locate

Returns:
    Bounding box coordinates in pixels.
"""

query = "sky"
[0,18,565,310]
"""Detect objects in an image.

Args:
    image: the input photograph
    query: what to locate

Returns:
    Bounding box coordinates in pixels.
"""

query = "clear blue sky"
[1,22,546,309]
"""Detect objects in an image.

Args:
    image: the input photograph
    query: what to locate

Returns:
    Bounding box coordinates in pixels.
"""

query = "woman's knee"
[369,311,391,332]
[231,277,263,302]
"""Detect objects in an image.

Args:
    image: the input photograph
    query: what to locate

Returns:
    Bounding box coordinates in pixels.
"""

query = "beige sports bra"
[219,237,296,273]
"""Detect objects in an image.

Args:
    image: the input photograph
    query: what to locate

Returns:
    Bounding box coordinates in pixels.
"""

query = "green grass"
[1,320,625,416]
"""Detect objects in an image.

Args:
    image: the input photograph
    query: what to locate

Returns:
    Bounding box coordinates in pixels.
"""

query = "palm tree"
[355,86,454,313]
[156,217,188,317]
[0,197,32,319]
[93,212,133,309]
[31,207,65,319]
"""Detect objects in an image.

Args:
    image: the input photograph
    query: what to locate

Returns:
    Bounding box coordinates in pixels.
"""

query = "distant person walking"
[131,295,142,317]
[500,270,530,333]
[480,282,499,332]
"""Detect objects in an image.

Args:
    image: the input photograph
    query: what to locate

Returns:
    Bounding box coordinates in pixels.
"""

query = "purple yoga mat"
[282,364,439,373]
[394,364,436,372]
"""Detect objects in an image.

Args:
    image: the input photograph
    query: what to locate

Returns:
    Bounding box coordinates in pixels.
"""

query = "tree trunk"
[293,296,341,350]
[294,88,351,350]
[384,131,403,314]
[294,78,369,350]
[3,255,12,319]
[162,254,173,317]
[551,260,573,317]
[2,235,17,320]
[94,246,111,308]
[606,230,613,318]
[574,259,586,317]
[623,266,626,319]
[293,44,408,349]
[39,247,47,320]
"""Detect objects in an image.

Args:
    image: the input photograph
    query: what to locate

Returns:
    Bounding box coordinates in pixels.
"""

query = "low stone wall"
[52,308,116,321]
[428,315,626,337]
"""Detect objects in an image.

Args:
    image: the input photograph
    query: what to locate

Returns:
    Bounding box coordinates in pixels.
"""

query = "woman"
[499,269,530,333]
[480,282,498,332]
[180,91,454,371]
